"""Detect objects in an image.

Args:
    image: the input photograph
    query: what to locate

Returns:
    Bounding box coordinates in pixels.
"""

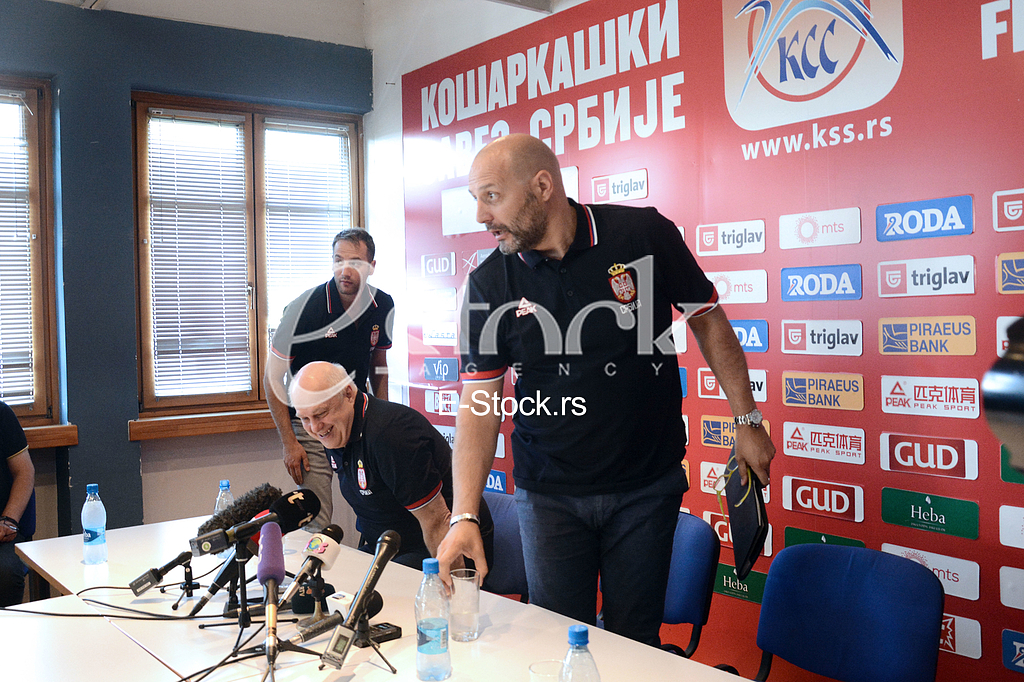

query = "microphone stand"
[164,560,201,611]
[352,611,397,674]
[297,566,329,629]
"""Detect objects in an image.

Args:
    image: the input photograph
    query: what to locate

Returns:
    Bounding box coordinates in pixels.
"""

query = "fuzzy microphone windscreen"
[197,483,283,536]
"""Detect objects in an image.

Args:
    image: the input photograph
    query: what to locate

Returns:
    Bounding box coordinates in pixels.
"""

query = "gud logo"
[994,188,1024,232]
[877,255,975,298]
[722,0,904,130]
[421,252,456,277]
[783,475,864,522]
[880,433,978,480]
[781,264,861,301]
[703,511,773,556]
[877,195,973,242]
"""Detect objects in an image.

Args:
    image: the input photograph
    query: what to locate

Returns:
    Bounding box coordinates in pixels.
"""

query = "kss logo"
[357,460,368,490]
[370,324,380,347]
[608,263,636,303]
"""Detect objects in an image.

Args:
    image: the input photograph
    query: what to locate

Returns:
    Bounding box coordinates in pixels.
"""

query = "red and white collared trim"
[460,366,507,384]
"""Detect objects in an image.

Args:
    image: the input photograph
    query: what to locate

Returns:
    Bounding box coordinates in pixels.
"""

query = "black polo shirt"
[460,200,717,496]
[325,392,493,554]
[271,279,394,416]
[1,401,33,537]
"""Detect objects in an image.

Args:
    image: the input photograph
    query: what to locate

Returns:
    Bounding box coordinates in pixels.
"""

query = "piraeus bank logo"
[696,220,766,256]
[999,252,1024,294]
[877,255,975,298]
[722,0,903,130]
[876,195,973,242]
[878,316,976,356]
[881,375,979,420]
[701,415,772,450]
[783,371,863,411]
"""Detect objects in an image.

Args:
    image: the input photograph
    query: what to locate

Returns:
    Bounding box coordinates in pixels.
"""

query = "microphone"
[187,538,258,617]
[129,550,192,596]
[191,489,320,556]
[278,524,344,608]
[197,483,282,537]
[257,522,286,666]
[288,592,383,645]
[344,531,400,629]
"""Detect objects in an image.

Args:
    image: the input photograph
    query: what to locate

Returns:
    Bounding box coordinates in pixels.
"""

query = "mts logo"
[982,0,1024,59]
[783,475,864,522]
[881,433,978,480]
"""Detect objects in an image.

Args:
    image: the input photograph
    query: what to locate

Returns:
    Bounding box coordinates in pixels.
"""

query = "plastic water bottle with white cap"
[415,558,452,680]
[559,624,600,682]
[214,479,234,513]
[81,483,107,565]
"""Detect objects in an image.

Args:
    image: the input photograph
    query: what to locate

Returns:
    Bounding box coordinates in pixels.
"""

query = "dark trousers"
[0,533,28,607]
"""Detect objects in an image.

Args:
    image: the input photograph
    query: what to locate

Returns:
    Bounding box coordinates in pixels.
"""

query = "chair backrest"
[756,544,944,682]
[663,511,721,627]
[481,490,528,598]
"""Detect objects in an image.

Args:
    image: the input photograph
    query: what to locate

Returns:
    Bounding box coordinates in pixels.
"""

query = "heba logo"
[722,0,904,130]
[699,225,719,252]
[881,433,978,480]
[994,188,1024,232]
[781,264,861,301]
[877,195,973,242]
[783,475,864,522]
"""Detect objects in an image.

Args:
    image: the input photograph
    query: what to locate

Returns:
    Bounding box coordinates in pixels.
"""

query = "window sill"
[129,410,277,441]
[24,424,79,449]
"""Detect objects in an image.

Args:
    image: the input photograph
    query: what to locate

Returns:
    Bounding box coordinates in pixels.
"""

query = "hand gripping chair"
[752,543,945,682]
[661,511,721,658]
[481,490,529,602]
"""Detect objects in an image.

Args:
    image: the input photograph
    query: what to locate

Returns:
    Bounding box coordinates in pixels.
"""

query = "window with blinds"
[134,94,362,411]
[0,80,54,422]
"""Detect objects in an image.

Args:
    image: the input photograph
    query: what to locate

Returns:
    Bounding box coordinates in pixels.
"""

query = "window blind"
[0,98,34,405]
[146,113,252,397]
[263,120,354,327]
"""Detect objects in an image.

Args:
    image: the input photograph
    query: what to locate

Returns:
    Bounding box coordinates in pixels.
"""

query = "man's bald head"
[290,361,354,409]
[475,134,565,194]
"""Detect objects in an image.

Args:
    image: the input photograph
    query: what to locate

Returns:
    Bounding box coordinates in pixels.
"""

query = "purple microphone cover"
[257,521,286,585]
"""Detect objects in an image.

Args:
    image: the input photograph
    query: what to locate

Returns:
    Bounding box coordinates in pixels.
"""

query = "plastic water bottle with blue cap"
[415,558,451,680]
[81,483,107,565]
[214,479,234,513]
[560,624,600,682]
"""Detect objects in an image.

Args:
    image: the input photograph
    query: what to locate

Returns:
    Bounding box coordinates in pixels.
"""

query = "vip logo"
[940,614,982,659]
[779,207,861,250]
[591,169,648,204]
[879,316,976,355]
[730,319,768,352]
[706,269,768,304]
[722,0,904,131]
[781,264,862,301]
[877,255,975,298]
[998,252,1024,293]
[782,476,864,522]
[877,195,974,242]
[782,371,864,411]
[999,316,1022,356]
[424,389,459,415]
[698,367,767,402]
[1004,630,1024,672]
[784,421,865,465]
[423,358,459,383]
[696,220,766,256]
[881,433,978,480]
[422,322,458,347]
[882,543,980,600]
[421,252,457,277]
[881,375,980,419]
[782,320,862,356]
[995,188,1024,231]
[703,511,773,557]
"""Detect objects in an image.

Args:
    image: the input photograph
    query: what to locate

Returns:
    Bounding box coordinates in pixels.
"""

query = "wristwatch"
[734,408,763,428]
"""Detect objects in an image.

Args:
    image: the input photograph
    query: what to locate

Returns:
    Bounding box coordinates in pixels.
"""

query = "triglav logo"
[881,375,979,419]
[591,169,649,205]
[998,252,1024,293]
[781,264,862,301]
[783,371,863,411]
[722,1,904,130]
[705,269,768,304]
[877,255,974,298]
[994,188,1024,232]
[782,475,864,522]
[878,316,976,356]
[698,367,767,402]
[880,433,978,480]
[779,207,861,250]
[876,195,973,242]
[696,220,766,256]
[783,421,865,465]
[782,319,862,356]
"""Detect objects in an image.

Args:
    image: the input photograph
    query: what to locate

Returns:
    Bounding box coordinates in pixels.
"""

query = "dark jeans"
[0,533,28,607]
[514,466,686,646]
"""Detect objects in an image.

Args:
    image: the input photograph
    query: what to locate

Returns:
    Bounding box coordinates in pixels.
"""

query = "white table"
[13,517,743,681]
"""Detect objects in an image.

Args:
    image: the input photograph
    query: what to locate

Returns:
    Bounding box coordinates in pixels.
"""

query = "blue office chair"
[752,544,945,682]
[481,490,528,602]
[661,512,721,658]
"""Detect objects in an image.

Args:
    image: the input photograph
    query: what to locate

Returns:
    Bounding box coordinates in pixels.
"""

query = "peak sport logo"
[879,316,976,356]
[781,264,861,301]
[994,188,1024,232]
[779,207,861,250]
[696,220,766,256]
[880,433,978,480]
[783,371,863,411]
[877,255,974,298]
[784,421,865,464]
[722,0,904,130]
[877,195,974,242]
[881,375,979,419]
[782,319,862,356]
[782,475,864,522]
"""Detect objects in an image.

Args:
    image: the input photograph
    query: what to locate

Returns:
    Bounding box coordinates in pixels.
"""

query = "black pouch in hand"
[724,447,769,580]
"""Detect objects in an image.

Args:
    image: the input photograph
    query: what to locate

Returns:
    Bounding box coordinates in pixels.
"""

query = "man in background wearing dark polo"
[0,400,35,606]
[437,134,775,646]
[289,361,493,569]
[265,228,394,531]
